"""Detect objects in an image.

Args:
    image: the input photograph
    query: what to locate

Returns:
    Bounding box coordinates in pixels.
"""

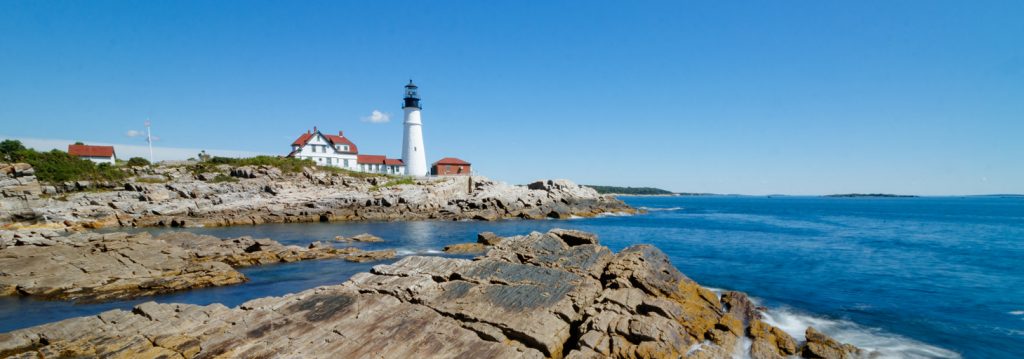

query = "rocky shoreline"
[0,231,395,302]
[0,230,866,358]
[0,162,637,231]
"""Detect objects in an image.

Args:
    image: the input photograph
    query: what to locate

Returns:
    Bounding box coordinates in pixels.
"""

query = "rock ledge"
[0,230,866,358]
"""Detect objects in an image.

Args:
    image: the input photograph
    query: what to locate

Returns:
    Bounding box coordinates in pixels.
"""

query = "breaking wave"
[639,206,684,212]
[704,287,960,358]
[394,248,444,256]
[761,308,960,359]
[595,211,636,217]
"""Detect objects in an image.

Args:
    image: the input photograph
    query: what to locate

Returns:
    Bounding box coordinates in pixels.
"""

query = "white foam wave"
[1009,310,1024,316]
[761,308,961,359]
[639,206,683,212]
[703,286,959,358]
[595,211,635,217]
[394,248,444,256]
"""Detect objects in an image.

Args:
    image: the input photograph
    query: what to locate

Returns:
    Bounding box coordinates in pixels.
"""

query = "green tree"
[126,157,151,167]
[0,139,27,161]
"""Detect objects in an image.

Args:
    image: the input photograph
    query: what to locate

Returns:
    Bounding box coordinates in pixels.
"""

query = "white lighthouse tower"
[401,80,428,177]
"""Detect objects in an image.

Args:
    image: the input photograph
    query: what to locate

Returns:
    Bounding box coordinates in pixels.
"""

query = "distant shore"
[824,193,919,198]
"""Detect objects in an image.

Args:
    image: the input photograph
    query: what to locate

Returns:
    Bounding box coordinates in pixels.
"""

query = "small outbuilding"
[68,144,116,165]
[357,154,405,175]
[431,157,471,176]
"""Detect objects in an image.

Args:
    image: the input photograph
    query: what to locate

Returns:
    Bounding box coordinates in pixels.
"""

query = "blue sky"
[1,1,1022,195]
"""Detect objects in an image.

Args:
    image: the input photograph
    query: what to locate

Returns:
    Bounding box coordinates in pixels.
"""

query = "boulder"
[476,231,504,245]
[802,326,863,359]
[443,242,486,254]
[721,290,762,325]
[336,233,384,243]
[748,320,798,358]
[549,228,599,246]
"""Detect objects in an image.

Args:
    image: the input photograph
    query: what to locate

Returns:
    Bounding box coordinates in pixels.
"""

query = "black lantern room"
[403,80,421,109]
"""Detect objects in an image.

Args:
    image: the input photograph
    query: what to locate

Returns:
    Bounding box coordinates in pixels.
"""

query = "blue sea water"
[1,196,1022,358]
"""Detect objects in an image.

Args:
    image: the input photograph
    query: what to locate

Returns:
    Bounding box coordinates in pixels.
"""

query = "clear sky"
[1,1,1022,195]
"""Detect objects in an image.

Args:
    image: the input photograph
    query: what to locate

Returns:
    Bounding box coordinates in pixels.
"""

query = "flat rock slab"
[0,231,395,302]
[0,230,865,359]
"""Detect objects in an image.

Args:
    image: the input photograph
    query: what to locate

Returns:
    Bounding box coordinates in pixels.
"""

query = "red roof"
[433,157,470,166]
[357,155,404,166]
[68,144,115,158]
[357,154,386,164]
[323,134,358,153]
[290,129,359,154]
[291,133,313,146]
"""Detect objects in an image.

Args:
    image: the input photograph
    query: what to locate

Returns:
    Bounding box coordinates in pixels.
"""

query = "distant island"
[586,185,674,195]
[824,193,919,198]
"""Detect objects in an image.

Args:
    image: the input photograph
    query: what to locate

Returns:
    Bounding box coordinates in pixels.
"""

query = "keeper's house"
[68,144,116,165]
[287,127,405,175]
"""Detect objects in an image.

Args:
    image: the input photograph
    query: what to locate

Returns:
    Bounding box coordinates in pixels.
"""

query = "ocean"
[1,196,1021,358]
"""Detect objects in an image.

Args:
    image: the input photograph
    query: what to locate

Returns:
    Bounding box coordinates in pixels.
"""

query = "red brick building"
[431,157,471,176]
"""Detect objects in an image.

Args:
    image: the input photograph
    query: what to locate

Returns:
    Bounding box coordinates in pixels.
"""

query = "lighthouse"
[401,80,428,176]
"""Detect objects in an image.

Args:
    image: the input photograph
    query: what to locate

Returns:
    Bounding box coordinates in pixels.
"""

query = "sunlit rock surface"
[0,163,636,229]
[0,230,864,358]
[0,231,394,302]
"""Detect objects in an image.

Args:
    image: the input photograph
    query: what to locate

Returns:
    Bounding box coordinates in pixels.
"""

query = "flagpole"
[145,119,153,163]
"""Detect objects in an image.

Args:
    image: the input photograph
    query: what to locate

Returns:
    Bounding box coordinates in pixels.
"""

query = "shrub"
[0,139,27,161]
[196,156,314,174]
[15,149,127,183]
[126,157,151,167]
[210,173,238,183]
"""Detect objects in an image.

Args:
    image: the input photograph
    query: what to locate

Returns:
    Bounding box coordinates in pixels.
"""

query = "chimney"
[313,126,318,133]
[306,129,310,134]
[339,131,344,136]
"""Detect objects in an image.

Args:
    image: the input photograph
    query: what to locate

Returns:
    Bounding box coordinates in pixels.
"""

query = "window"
[343,159,349,167]
[343,145,349,151]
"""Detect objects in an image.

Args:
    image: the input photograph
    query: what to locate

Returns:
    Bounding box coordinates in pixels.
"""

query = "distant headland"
[824,193,919,198]
[585,185,674,196]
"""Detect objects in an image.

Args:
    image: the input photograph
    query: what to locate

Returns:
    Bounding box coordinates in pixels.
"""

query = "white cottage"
[287,127,360,169]
[68,144,116,165]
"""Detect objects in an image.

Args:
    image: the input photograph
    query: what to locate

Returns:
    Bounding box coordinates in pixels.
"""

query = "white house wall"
[292,133,358,170]
[82,156,115,165]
